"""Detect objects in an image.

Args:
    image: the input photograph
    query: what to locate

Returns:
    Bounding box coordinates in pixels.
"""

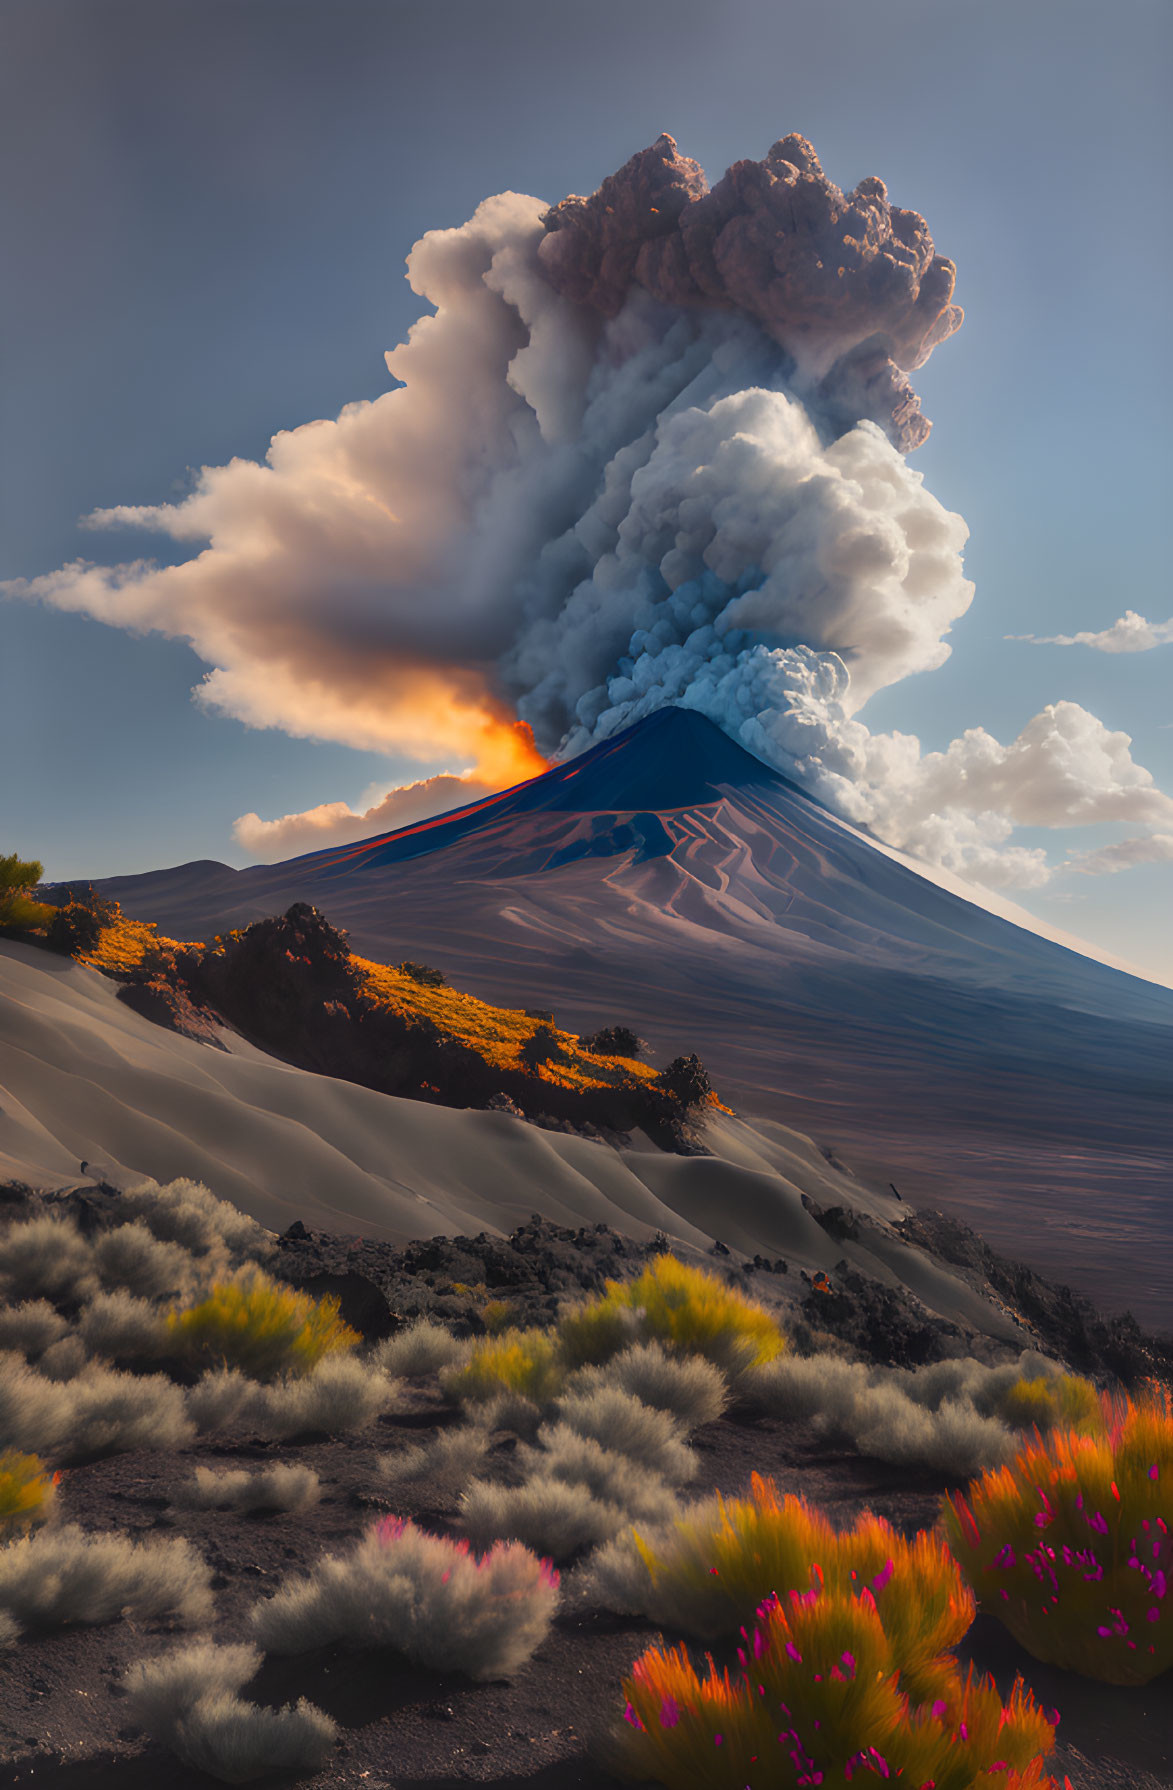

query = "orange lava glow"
[366,671,549,789]
[476,714,549,786]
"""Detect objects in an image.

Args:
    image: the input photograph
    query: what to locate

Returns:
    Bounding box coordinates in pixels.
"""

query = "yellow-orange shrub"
[593,1474,967,1698]
[1000,1372,1101,1435]
[0,1451,57,1536]
[167,1271,358,1380]
[442,1327,564,1405]
[559,1255,785,1376]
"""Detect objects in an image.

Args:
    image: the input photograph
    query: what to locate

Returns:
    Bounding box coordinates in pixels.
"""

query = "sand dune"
[0,939,1017,1341]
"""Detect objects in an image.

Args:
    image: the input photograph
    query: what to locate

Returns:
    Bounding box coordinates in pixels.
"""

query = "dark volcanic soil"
[4,1397,1171,1790]
[2,1207,1170,1790]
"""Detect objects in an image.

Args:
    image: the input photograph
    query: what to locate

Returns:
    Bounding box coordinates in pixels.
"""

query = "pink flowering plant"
[942,1391,1172,1685]
[603,1572,1067,1789]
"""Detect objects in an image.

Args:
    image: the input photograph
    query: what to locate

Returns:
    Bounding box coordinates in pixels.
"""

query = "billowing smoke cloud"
[539,132,962,452]
[234,772,495,860]
[6,132,1170,889]
[1010,610,1173,653]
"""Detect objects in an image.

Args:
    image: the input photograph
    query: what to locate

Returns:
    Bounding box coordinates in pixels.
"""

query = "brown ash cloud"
[538,132,962,451]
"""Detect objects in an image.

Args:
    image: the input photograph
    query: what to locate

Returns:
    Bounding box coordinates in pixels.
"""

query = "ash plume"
[7,132,1170,880]
[539,132,962,451]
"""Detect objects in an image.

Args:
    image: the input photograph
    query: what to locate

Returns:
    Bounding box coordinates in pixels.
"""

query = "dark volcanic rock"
[896,1207,1173,1385]
[266,1214,674,1334]
[116,976,227,1048]
[274,1268,398,1342]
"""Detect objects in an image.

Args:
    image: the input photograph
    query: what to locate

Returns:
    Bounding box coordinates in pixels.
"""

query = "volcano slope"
[101,707,1173,1326]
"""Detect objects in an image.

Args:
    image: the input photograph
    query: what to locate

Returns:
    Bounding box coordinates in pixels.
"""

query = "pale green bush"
[252,1515,559,1680]
[119,1178,270,1259]
[0,1215,97,1304]
[78,1291,169,1360]
[372,1318,468,1378]
[0,1355,193,1461]
[553,1386,696,1484]
[0,1300,68,1358]
[566,1341,727,1430]
[177,1465,321,1515]
[0,1523,212,1629]
[123,1640,335,1783]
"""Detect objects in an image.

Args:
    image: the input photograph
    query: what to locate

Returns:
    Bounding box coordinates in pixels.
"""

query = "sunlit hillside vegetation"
[5,862,716,1133]
[357,957,664,1098]
[82,912,187,974]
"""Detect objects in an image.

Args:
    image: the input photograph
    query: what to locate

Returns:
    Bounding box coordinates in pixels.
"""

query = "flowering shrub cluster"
[943,1390,1173,1684]
[440,1257,782,1412]
[167,1270,359,1380]
[606,1580,1067,1790]
[589,1473,973,1663]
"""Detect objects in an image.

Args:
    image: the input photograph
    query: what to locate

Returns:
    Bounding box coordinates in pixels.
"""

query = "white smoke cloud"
[1009,610,1173,653]
[233,772,494,861]
[1066,833,1173,877]
[5,140,1172,892]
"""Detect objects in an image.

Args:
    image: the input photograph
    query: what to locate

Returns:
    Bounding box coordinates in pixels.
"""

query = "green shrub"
[45,901,105,956]
[999,1371,1102,1434]
[557,1298,642,1370]
[167,1270,359,1380]
[0,853,52,935]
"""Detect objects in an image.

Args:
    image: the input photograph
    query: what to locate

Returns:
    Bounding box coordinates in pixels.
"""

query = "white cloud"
[1066,833,1173,877]
[1009,610,1173,653]
[233,773,493,861]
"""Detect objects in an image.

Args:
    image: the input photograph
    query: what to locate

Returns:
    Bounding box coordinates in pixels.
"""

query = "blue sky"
[2,0,1170,979]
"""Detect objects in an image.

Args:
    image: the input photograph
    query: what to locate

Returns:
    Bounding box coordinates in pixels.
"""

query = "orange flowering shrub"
[592,1474,966,1690]
[943,1391,1173,1684]
[606,1576,1067,1789]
